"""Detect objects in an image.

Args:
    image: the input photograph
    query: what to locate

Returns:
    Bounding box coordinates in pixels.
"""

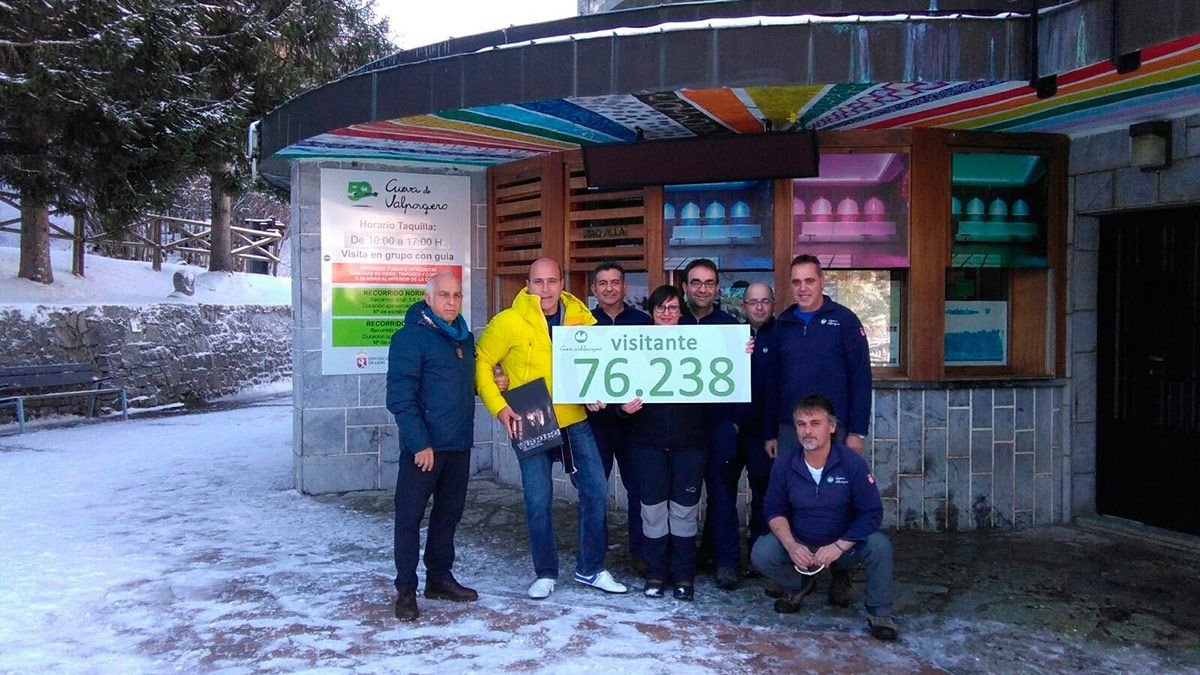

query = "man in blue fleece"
[751,394,897,641]
[386,272,478,621]
[764,254,872,458]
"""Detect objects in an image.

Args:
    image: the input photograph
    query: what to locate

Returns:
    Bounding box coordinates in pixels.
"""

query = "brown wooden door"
[1097,207,1200,535]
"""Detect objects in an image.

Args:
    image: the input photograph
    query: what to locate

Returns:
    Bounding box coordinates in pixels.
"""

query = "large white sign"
[320,169,471,374]
[552,325,751,404]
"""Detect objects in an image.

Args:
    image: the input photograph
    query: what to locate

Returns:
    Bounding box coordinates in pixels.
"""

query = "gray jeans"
[751,530,895,617]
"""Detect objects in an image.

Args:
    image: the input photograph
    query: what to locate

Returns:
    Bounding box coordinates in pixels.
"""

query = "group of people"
[384,254,898,641]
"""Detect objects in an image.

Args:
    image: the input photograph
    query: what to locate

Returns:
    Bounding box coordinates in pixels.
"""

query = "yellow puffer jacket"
[475,288,597,427]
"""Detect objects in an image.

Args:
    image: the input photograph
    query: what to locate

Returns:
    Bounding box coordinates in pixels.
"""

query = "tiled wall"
[489,383,1066,530]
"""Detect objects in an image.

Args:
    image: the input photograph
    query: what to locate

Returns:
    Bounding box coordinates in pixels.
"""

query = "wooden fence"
[1,201,286,277]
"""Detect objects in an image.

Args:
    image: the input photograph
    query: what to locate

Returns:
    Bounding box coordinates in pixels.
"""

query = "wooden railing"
[94,215,286,275]
[1,200,287,277]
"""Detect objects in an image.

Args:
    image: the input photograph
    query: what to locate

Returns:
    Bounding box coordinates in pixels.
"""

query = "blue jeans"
[593,421,643,560]
[751,531,895,617]
[703,419,742,570]
[516,420,608,580]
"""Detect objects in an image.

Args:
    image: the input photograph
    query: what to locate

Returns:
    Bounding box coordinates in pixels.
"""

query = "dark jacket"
[765,296,872,436]
[736,316,775,434]
[385,301,476,454]
[622,401,710,450]
[680,306,739,326]
[588,303,653,427]
[591,302,653,327]
[762,442,883,546]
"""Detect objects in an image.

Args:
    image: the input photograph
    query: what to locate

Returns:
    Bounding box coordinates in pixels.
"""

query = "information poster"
[552,325,751,404]
[320,169,471,374]
[944,300,1007,365]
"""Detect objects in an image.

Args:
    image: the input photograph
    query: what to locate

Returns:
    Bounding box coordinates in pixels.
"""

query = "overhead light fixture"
[1129,121,1172,171]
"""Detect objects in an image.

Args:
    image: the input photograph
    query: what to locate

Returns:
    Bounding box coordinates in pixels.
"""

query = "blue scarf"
[422,304,470,342]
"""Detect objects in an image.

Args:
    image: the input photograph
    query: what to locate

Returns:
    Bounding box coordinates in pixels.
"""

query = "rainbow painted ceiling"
[276,33,1200,167]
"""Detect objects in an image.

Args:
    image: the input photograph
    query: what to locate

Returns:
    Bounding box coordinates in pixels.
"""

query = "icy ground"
[1,398,1198,673]
[0,245,290,307]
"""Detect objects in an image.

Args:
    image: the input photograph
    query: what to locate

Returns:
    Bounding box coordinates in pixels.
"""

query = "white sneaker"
[574,569,628,594]
[528,578,556,599]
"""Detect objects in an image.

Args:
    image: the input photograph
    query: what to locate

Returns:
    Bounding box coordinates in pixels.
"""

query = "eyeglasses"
[687,279,718,290]
[742,298,774,308]
[653,304,682,314]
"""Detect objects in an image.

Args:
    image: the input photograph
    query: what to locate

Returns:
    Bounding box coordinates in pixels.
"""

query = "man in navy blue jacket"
[764,254,872,458]
[751,394,897,641]
[587,262,652,569]
[386,272,478,621]
[679,258,743,591]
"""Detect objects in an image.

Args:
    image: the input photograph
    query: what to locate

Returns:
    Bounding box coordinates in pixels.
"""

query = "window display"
[950,153,1048,268]
[663,180,773,271]
[792,153,910,268]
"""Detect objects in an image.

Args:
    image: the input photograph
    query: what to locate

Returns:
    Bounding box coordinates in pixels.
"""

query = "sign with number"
[551,325,751,403]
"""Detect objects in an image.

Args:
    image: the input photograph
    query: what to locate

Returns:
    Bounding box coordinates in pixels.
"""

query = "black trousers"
[393,449,471,592]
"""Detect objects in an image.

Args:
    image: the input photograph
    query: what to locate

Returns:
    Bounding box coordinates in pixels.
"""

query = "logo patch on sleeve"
[860,326,867,337]
[867,473,876,484]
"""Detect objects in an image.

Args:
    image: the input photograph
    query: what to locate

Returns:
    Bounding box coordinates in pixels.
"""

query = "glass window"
[663,180,774,272]
[944,268,1009,366]
[792,153,910,268]
[950,152,1048,268]
[824,270,903,367]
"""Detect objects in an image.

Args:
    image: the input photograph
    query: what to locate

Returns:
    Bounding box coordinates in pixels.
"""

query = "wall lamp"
[1129,121,1172,171]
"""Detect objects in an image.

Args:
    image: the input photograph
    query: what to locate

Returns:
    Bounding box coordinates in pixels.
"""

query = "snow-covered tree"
[184,0,393,272]
[0,0,393,281]
[0,2,210,283]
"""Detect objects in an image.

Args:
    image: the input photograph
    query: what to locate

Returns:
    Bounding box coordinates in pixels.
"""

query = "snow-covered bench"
[0,364,128,434]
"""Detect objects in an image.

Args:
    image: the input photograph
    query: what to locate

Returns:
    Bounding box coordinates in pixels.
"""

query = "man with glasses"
[679,258,742,591]
[588,262,652,571]
[751,394,897,641]
[731,284,779,561]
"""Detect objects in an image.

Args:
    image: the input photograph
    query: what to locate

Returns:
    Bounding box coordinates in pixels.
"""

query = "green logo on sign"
[347,181,378,201]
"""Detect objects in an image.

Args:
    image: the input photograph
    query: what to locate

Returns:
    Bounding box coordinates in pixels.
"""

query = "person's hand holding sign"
[585,401,606,412]
[621,398,644,414]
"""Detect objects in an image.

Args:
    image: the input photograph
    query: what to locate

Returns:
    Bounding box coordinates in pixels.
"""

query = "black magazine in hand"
[503,378,564,460]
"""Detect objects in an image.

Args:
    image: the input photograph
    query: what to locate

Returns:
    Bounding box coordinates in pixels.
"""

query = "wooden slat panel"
[644,186,664,287]
[495,179,542,200]
[567,206,644,221]
[569,189,644,204]
[496,249,541,264]
[494,216,542,234]
[496,232,544,247]
[494,197,542,218]
[569,176,588,189]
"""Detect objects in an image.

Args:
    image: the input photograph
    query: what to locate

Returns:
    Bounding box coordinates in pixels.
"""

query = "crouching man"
[751,394,898,641]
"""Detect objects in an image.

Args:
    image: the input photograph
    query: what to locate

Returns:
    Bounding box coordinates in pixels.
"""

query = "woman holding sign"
[589,284,711,601]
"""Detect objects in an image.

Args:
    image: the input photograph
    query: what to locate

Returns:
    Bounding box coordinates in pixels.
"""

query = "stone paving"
[337,478,1200,673]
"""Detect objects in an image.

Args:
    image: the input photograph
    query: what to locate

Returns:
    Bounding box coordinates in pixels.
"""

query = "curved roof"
[256,1,1200,188]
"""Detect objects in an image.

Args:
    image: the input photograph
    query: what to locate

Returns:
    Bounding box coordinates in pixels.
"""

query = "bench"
[0,363,129,434]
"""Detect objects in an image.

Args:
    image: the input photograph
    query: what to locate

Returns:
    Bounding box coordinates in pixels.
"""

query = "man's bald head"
[528,257,564,315]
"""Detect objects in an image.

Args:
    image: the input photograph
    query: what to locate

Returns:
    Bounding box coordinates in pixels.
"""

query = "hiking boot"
[425,576,478,602]
[772,576,816,614]
[673,582,694,601]
[394,591,418,621]
[715,566,740,591]
[644,579,665,598]
[828,570,853,607]
[763,580,785,598]
[867,613,899,641]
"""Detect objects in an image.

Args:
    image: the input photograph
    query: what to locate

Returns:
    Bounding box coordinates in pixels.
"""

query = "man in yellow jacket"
[476,257,629,599]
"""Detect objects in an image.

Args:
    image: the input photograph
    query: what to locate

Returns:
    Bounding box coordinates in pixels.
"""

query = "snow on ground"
[0,245,290,307]
[1,402,1196,673]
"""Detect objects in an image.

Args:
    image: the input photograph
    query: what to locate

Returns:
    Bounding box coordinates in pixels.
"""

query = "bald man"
[474,258,628,599]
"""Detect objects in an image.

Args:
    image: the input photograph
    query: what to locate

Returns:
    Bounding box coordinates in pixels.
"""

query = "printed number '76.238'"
[574,357,735,398]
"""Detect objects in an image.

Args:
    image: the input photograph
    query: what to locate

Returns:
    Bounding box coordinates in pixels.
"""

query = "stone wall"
[1065,112,1200,519]
[0,303,291,417]
[488,382,1066,531]
[289,160,493,494]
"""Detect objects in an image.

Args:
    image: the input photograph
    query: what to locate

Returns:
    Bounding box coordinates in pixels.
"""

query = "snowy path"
[1,402,1196,673]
